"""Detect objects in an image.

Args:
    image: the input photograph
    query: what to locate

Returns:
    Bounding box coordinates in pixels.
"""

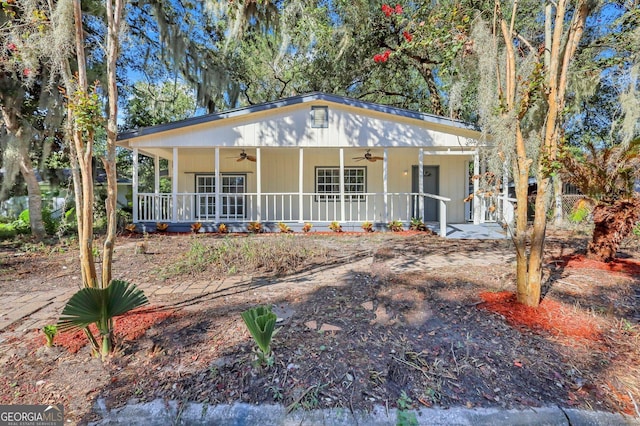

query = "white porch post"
[439,201,447,237]
[132,148,139,223]
[154,155,160,221]
[154,155,160,193]
[172,147,178,222]
[339,148,345,222]
[298,148,304,223]
[215,147,220,223]
[418,149,424,220]
[256,148,262,222]
[473,151,480,224]
[383,148,388,223]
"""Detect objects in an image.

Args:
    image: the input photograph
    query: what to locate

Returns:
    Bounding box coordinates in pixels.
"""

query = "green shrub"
[18,209,30,224]
[42,208,59,235]
[569,206,590,223]
[17,208,60,235]
[0,223,18,240]
[387,219,404,232]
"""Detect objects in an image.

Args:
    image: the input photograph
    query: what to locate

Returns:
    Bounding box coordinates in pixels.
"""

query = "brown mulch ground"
[0,229,639,424]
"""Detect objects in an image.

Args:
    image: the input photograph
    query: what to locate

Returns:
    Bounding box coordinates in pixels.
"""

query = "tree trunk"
[587,197,640,262]
[513,124,535,306]
[415,63,445,116]
[0,105,46,240]
[18,152,46,239]
[101,0,124,288]
[71,0,98,288]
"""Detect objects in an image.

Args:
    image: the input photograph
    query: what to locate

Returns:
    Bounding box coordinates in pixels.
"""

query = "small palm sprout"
[58,280,148,360]
[241,305,278,367]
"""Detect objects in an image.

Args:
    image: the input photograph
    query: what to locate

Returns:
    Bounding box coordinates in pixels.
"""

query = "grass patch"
[160,235,330,279]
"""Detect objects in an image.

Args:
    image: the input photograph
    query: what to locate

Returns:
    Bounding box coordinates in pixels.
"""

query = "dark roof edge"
[117,92,479,141]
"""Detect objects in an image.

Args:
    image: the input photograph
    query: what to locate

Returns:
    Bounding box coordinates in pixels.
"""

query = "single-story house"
[116,92,499,236]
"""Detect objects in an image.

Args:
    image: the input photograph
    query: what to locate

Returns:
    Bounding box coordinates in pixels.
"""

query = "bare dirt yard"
[1,228,639,424]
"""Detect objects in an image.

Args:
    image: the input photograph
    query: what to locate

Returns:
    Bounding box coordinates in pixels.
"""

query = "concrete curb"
[90,399,640,426]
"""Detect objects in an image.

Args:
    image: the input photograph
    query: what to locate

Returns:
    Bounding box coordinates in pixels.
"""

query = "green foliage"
[241,305,277,365]
[58,280,149,359]
[248,222,262,233]
[18,209,30,224]
[328,221,342,232]
[67,83,104,135]
[0,223,18,240]
[277,222,292,233]
[569,206,591,223]
[387,220,403,232]
[409,217,427,231]
[396,391,418,426]
[0,210,32,239]
[561,138,640,205]
[42,325,58,347]
[361,221,374,232]
[17,208,61,236]
[163,236,328,279]
[123,81,196,129]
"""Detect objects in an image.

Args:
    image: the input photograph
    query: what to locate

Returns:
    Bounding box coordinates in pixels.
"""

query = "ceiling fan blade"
[236,157,245,162]
[371,156,384,161]
[247,156,257,162]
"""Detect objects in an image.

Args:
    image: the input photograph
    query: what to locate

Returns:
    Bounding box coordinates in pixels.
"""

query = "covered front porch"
[130,146,494,237]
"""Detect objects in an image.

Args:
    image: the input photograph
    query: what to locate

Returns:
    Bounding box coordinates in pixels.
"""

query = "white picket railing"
[136,192,452,236]
[479,193,516,224]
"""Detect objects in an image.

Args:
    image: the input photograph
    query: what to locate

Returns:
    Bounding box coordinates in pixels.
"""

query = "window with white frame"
[315,167,366,201]
[195,174,246,220]
[311,106,328,128]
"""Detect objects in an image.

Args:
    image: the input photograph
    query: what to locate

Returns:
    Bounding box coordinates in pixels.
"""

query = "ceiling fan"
[353,149,384,162]
[229,150,256,162]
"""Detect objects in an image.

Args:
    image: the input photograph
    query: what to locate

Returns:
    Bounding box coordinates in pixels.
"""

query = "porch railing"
[479,193,516,224]
[136,192,452,236]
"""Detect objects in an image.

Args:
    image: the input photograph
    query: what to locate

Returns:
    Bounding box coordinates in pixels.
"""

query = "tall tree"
[470,0,596,307]
[0,1,54,239]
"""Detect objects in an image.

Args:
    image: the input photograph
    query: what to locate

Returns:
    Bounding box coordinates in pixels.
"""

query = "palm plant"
[42,325,58,347]
[241,305,278,366]
[58,280,148,360]
[561,137,640,262]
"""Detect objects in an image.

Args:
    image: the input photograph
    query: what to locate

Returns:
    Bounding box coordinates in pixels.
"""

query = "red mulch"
[52,307,174,353]
[560,254,640,276]
[478,291,601,342]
